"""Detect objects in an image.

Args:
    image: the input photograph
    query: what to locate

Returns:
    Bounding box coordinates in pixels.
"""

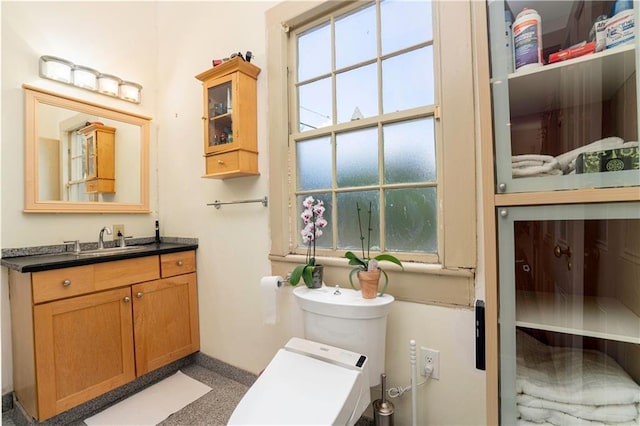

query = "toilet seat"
[228,338,370,425]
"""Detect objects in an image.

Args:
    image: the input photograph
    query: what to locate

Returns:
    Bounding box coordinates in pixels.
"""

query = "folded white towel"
[518,404,639,426]
[517,394,639,423]
[513,160,549,168]
[511,154,562,177]
[512,162,562,177]
[516,331,640,406]
[517,418,554,426]
[512,154,557,165]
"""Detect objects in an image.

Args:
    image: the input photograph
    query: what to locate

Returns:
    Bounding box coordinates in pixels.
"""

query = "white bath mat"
[85,370,211,425]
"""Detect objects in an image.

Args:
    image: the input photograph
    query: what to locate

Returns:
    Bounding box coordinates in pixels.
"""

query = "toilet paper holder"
[277,274,291,287]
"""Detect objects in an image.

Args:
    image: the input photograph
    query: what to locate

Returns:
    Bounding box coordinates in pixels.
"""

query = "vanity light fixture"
[39,56,73,84]
[97,73,122,97]
[38,55,143,104]
[119,81,142,103]
[72,65,99,90]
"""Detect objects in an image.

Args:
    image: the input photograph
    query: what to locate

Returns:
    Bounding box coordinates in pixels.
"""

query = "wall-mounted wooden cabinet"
[196,57,261,179]
[79,123,115,193]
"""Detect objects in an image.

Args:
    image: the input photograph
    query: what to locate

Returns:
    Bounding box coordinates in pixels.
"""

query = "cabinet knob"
[498,183,507,192]
[177,260,183,266]
[499,209,508,217]
[553,245,571,258]
[217,160,224,165]
[201,116,206,121]
[62,279,71,287]
[554,245,572,271]
[123,296,131,303]
[136,292,143,299]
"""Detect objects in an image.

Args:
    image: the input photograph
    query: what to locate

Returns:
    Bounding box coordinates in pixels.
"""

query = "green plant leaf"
[374,254,403,269]
[301,265,315,287]
[345,251,367,268]
[348,268,361,290]
[378,268,389,296]
[289,264,306,286]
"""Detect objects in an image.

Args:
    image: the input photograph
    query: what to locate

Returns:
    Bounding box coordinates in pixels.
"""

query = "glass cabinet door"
[488,1,640,194]
[497,203,640,425]
[85,133,96,179]
[204,75,235,154]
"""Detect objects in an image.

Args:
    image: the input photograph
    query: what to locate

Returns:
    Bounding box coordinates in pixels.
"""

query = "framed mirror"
[23,85,151,213]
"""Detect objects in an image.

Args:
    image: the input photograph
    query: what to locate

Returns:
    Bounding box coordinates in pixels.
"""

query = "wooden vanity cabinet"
[8,251,199,421]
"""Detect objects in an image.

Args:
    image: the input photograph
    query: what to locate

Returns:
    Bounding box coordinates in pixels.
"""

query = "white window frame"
[266,0,478,305]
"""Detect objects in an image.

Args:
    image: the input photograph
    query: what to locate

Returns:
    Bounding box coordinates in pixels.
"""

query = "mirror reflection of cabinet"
[195,57,261,179]
[80,123,115,193]
[23,85,151,213]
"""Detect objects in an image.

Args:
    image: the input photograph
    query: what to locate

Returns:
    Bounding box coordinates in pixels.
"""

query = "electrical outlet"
[420,347,440,380]
[112,224,125,240]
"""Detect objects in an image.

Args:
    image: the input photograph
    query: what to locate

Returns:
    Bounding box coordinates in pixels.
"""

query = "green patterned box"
[576,146,639,174]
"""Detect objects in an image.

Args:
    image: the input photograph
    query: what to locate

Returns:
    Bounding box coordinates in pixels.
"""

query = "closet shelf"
[516,290,640,344]
[506,44,636,118]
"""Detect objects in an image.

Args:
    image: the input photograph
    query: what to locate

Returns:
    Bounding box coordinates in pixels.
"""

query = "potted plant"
[345,202,403,298]
[289,196,328,288]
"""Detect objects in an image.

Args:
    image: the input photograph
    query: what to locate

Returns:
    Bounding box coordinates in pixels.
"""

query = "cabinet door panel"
[488,1,639,197]
[133,273,200,375]
[33,287,135,420]
[497,203,640,425]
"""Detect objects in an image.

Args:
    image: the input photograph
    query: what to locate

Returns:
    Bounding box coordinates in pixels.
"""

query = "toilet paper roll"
[260,276,282,325]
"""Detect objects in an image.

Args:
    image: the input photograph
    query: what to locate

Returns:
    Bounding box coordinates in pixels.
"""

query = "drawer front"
[94,256,160,290]
[85,180,98,193]
[205,151,240,175]
[32,265,95,304]
[85,179,114,193]
[161,251,196,278]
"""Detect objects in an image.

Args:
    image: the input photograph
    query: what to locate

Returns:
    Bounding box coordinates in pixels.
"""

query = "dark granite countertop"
[1,238,198,273]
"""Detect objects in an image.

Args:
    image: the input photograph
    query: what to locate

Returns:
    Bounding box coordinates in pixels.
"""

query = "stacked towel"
[516,330,640,425]
[512,155,563,177]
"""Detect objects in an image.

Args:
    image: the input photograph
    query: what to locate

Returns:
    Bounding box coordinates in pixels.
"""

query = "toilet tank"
[293,285,394,386]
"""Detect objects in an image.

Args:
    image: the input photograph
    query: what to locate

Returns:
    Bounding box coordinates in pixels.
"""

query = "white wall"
[1,0,160,394]
[1,2,486,424]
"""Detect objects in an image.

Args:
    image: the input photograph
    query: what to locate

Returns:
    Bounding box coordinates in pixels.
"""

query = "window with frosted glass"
[293,0,436,256]
[297,136,332,190]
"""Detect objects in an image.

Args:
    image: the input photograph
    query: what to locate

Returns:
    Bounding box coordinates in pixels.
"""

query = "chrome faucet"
[98,226,112,249]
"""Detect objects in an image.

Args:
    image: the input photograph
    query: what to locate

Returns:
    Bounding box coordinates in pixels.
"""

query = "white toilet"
[228,285,394,425]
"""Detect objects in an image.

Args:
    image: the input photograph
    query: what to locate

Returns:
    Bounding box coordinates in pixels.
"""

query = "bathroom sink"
[76,246,148,257]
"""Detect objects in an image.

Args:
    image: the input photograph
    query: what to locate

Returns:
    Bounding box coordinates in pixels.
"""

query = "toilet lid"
[228,348,365,425]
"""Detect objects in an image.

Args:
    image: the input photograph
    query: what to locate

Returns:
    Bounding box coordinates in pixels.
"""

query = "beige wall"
[1,2,486,424]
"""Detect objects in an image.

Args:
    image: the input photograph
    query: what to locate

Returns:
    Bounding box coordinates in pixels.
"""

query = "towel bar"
[207,196,268,209]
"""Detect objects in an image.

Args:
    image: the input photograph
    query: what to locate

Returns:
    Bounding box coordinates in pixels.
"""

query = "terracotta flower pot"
[358,269,381,299]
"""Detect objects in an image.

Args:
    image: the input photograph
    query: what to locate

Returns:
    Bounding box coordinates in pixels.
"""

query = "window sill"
[268,254,475,307]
